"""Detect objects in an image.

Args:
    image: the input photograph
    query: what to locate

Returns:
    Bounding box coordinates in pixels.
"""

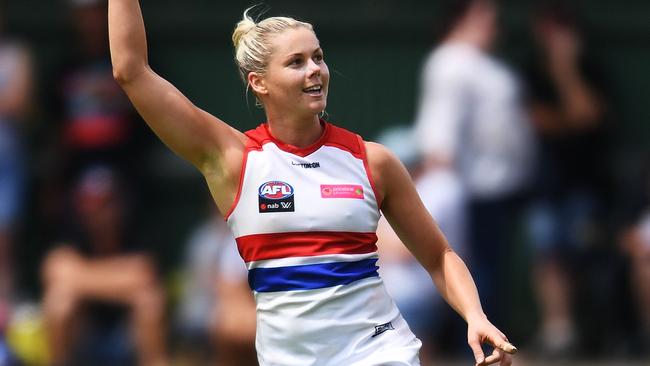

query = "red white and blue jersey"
[225,121,421,365]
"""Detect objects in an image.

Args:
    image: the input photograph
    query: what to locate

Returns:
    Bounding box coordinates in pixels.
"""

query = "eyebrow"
[284,48,323,59]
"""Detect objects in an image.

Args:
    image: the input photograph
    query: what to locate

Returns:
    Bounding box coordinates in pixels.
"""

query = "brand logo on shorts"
[372,321,395,337]
[258,181,295,213]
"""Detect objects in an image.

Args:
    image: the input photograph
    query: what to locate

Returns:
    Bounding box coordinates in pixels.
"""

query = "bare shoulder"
[364,141,402,171]
[363,141,406,199]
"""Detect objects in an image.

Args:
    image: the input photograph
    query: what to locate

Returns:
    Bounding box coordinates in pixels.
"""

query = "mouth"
[302,84,324,97]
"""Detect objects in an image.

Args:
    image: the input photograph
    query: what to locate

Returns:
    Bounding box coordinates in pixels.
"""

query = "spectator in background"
[41,166,168,366]
[414,0,535,326]
[44,0,144,191]
[175,204,257,366]
[0,1,32,342]
[38,0,146,290]
[375,125,467,363]
[619,159,650,356]
[524,2,611,358]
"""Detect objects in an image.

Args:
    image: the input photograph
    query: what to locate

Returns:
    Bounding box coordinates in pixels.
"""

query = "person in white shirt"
[414,0,535,325]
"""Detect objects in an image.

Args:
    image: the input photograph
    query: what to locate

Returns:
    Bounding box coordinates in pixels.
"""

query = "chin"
[308,100,327,115]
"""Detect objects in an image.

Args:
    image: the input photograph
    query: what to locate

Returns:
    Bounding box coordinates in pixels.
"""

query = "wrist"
[465,310,487,324]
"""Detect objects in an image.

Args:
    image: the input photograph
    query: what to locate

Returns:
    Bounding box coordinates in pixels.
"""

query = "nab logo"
[258,181,295,213]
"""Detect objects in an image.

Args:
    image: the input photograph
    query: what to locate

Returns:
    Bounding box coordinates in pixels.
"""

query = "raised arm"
[0,44,31,118]
[108,0,245,178]
[366,142,516,366]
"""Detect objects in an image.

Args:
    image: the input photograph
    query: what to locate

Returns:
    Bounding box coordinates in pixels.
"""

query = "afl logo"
[258,181,294,200]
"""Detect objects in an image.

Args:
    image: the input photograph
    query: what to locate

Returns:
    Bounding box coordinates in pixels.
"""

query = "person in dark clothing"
[619,158,650,356]
[41,166,168,366]
[524,2,612,358]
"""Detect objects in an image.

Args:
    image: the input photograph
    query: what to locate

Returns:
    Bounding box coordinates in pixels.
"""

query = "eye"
[289,58,303,66]
[313,53,324,63]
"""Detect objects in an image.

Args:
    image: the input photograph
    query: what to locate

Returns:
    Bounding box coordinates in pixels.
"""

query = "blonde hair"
[232,7,314,84]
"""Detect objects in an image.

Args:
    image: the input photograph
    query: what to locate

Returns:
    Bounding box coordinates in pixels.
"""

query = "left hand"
[467,314,517,366]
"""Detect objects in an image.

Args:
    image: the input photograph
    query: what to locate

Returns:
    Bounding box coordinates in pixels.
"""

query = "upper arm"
[118,67,246,173]
[365,142,451,272]
[0,44,32,116]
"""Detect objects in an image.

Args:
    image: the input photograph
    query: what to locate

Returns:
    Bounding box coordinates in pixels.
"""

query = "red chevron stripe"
[236,231,378,262]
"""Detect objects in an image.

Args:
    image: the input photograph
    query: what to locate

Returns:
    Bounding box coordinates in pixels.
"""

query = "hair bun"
[232,8,257,48]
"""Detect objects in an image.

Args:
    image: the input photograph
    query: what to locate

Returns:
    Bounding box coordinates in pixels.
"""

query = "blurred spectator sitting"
[41,166,168,366]
[0,1,33,347]
[375,125,467,363]
[414,0,535,326]
[174,204,257,366]
[523,1,612,358]
[38,0,146,288]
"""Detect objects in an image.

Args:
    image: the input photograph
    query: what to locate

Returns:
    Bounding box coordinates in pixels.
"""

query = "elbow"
[112,69,129,86]
[112,67,136,86]
[112,61,147,86]
[431,246,454,272]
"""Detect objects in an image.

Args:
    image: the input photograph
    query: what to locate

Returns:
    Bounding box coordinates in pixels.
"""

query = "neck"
[88,226,123,255]
[266,112,323,148]
[446,31,487,50]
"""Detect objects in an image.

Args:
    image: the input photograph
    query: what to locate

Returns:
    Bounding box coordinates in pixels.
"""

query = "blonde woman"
[108,1,516,364]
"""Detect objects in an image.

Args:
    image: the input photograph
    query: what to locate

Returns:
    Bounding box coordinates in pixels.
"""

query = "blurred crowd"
[0,0,648,365]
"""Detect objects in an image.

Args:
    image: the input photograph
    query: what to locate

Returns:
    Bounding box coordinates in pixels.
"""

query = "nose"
[307,59,321,78]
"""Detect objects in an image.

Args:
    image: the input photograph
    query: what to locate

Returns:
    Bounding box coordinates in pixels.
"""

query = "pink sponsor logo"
[320,184,364,199]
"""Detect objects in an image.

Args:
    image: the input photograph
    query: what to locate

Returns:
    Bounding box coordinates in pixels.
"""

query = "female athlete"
[108,1,517,365]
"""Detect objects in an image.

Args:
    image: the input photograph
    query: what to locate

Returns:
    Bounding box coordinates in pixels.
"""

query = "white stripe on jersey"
[246,252,379,270]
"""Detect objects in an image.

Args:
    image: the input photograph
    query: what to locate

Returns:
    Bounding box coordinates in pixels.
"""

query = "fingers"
[468,320,516,365]
[475,348,512,366]
[488,331,517,355]
[500,352,512,366]
[499,341,517,354]
[493,335,517,355]
[479,348,501,365]
[468,336,485,365]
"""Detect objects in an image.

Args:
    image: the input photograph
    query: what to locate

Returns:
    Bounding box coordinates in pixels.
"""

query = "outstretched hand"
[467,314,517,366]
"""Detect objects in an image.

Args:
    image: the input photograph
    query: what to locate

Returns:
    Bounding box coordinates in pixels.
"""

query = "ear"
[248,72,268,95]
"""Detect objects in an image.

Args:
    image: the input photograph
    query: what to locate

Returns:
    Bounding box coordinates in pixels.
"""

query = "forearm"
[373,143,482,321]
[369,143,516,361]
[0,89,28,118]
[430,250,486,323]
[0,50,31,118]
[109,0,149,83]
[551,64,602,126]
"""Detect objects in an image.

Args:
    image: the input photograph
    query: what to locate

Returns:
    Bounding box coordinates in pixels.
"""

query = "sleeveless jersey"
[225,122,421,365]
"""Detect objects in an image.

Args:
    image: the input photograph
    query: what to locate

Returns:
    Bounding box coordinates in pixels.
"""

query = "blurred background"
[0,0,649,365]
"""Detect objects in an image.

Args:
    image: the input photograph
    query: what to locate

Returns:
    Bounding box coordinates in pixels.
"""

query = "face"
[75,179,123,232]
[251,27,330,118]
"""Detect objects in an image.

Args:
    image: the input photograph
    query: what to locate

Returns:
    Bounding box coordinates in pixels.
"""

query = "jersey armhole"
[358,135,383,210]
[223,148,251,222]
